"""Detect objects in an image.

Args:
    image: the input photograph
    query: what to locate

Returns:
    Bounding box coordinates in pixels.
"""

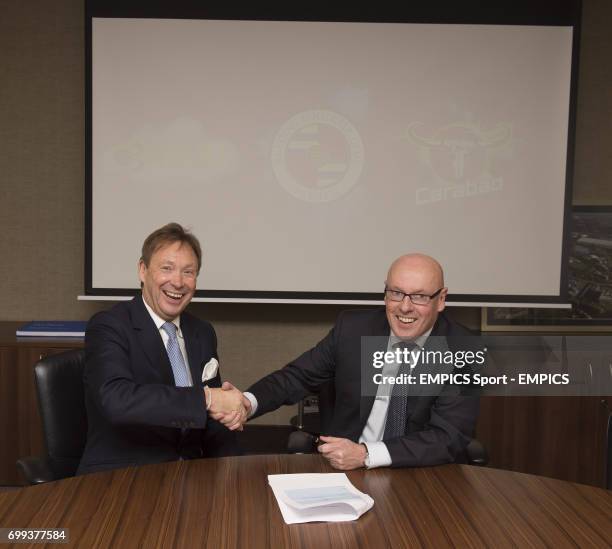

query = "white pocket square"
[202,358,219,383]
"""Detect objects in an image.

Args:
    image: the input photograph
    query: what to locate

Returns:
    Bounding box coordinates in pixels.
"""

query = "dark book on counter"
[16,321,87,338]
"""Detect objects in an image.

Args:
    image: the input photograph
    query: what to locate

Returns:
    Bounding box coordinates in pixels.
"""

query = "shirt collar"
[389,327,432,349]
[141,295,182,337]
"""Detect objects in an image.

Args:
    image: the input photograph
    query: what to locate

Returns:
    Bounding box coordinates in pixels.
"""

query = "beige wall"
[1,1,610,424]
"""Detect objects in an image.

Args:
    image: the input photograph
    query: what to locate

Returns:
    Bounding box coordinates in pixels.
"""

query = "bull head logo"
[404,121,511,183]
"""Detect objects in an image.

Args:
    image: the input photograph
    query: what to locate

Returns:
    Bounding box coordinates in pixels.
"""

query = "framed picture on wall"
[482,206,612,332]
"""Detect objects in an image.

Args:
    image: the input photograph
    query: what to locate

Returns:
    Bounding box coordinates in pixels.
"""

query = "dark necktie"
[383,341,418,441]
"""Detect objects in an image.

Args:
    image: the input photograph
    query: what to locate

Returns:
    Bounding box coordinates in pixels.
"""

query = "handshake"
[204,382,251,431]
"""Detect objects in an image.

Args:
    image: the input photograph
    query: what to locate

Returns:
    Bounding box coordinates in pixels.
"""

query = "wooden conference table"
[0,454,610,548]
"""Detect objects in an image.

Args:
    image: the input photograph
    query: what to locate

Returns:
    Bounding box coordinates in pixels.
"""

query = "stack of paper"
[268,473,374,524]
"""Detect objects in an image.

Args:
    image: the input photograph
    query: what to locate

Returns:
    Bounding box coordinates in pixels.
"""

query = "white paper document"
[268,473,374,524]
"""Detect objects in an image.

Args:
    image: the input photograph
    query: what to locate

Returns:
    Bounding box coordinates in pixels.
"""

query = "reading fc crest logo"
[271,110,364,202]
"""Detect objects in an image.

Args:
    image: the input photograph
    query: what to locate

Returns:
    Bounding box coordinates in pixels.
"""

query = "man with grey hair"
[240,254,479,470]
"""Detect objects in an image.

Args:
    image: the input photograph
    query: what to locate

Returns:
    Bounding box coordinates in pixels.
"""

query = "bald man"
[243,254,480,469]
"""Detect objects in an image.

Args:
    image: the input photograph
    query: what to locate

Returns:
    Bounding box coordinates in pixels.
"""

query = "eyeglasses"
[384,286,444,305]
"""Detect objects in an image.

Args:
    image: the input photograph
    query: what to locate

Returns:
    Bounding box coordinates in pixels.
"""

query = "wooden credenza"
[477,395,611,488]
[0,322,83,485]
[0,321,610,487]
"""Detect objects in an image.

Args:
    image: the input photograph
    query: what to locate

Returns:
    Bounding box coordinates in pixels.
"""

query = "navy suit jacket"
[248,309,480,467]
[77,296,237,475]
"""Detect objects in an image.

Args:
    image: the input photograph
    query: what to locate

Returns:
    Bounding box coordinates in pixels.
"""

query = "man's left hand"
[317,435,367,470]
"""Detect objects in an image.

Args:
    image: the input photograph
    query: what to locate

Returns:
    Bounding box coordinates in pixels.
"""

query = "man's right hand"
[206,382,251,431]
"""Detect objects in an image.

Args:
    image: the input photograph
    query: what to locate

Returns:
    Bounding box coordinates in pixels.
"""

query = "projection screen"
[85,3,580,304]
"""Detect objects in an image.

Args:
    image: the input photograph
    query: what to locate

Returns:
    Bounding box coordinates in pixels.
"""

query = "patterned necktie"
[383,341,418,441]
[161,322,191,387]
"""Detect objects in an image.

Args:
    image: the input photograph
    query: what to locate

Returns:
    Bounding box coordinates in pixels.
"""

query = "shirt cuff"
[243,392,258,417]
[364,441,392,469]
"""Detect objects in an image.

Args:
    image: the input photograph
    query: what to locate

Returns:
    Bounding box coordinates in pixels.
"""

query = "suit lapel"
[402,314,453,418]
[430,312,450,338]
[358,310,391,430]
[410,332,450,398]
[180,314,203,388]
[129,295,175,385]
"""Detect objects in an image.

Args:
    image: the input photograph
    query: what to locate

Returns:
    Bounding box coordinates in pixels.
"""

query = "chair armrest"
[16,456,55,485]
[466,439,488,466]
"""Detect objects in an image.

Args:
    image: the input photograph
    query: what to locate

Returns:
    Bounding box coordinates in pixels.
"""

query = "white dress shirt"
[142,297,194,387]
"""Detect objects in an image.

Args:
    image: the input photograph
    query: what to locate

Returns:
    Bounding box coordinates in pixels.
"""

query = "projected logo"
[405,121,511,182]
[102,118,240,184]
[404,120,511,204]
[271,110,364,202]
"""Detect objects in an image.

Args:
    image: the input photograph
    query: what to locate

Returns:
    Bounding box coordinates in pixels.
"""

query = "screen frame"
[84,0,582,304]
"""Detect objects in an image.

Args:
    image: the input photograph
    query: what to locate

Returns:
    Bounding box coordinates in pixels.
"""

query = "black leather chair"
[289,382,488,466]
[17,349,87,484]
[235,424,295,455]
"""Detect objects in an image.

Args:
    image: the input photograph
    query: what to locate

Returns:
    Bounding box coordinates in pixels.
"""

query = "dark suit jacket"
[77,296,237,475]
[248,308,480,467]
